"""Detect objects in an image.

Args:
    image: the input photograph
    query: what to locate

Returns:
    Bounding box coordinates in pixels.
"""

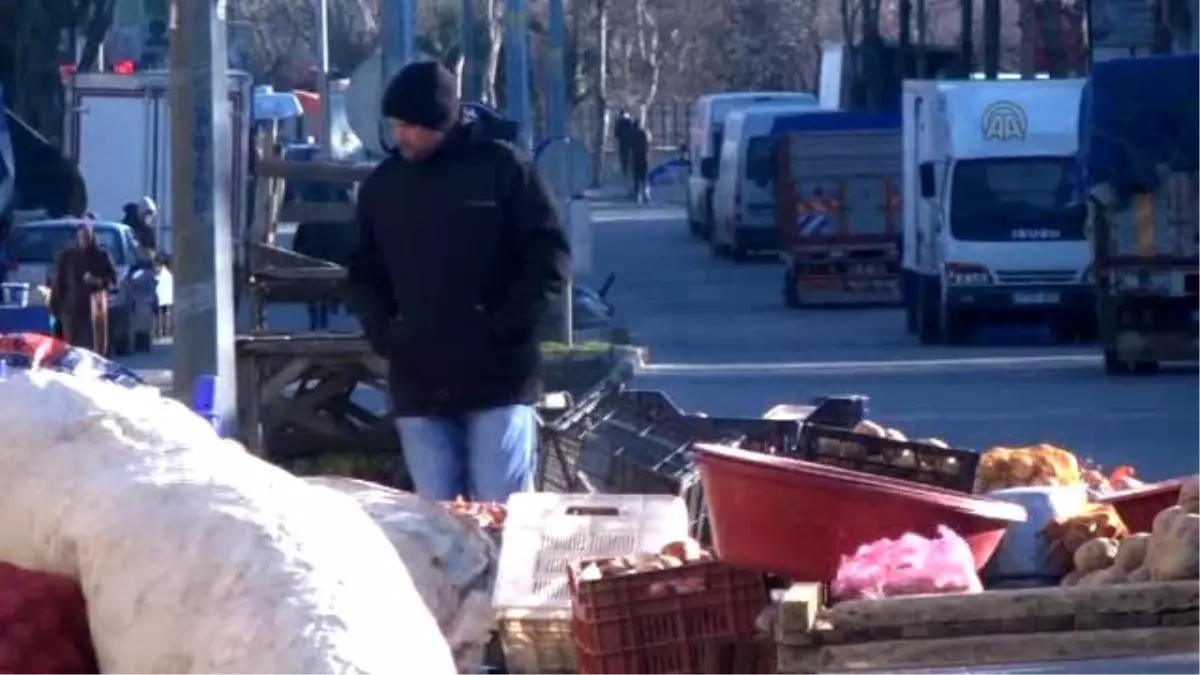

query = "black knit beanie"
[381,60,460,131]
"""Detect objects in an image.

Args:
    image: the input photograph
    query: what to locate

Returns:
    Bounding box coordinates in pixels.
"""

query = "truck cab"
[902,79,1092,344]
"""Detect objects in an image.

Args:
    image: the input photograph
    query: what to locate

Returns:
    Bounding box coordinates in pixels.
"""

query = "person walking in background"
[631,120,651,204]
[50,223,118,355]
[614,110,635,187]
[154,255,173,339]
[345,60,570,503]
[122,197,159,254]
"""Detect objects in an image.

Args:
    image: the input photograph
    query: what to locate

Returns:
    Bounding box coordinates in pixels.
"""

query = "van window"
[745,136,778,185]
[949,157,1083,242]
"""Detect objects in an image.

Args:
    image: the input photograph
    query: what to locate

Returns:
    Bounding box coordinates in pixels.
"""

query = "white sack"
[305,477,499,673]
[0,368,455,674]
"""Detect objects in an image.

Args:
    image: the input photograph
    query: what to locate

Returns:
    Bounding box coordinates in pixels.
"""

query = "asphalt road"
[580,202,1198,481]
[127,201,1196,480]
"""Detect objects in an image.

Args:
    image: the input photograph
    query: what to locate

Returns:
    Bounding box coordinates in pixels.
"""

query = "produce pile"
[575,539,715,582]
[822,419,960,475]
[1053,478,1198,586]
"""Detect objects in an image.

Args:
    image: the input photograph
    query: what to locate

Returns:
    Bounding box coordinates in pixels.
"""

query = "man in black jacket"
[346,60,571,502]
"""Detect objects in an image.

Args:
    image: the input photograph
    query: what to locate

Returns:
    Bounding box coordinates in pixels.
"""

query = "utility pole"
[546,0,568,139]
[916,0,928,77]
[960,0,975,77]
[504,0,533,148]
[983,0,1001,78]
[168,0,237,427]
[381,0,417,81]
[899,0,913,80]
[462,0,480,102]
[315,0,333,156]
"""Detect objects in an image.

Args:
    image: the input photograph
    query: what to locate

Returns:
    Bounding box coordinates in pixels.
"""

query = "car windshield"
[9,224,126,265]
[949,157,1083,242]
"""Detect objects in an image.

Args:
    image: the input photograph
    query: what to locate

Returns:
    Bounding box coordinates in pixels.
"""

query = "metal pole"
[169,0,237,427]
[462,0,480,102]
[504,0,532,148]
[381,0,417,82]
[315,0,333,157]
[547,0,567,138]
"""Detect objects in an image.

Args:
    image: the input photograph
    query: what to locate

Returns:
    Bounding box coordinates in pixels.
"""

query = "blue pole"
[462,0,479,102]
[380,0,416,81]
[547,0,567,138]
[504,0,532,149]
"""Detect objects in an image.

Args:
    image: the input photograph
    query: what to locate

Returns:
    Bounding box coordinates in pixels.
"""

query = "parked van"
[710,105,821,258]
[686,92,817,239]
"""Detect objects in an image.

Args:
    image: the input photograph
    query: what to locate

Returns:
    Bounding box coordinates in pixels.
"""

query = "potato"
[1073,537,1119,574]
[884,428,908,442]
[1127,566,1153,583]
[1061,571,1084,587]
[659,555,684,569]
[854,420,886,437]
[1178,476,1200,514]
[578,563,603,582]
[661,538,703,562]
[1147,507,1200,581]
[1077,566,1127,587]
[918,438,950,449]
[1114,533,1151,572]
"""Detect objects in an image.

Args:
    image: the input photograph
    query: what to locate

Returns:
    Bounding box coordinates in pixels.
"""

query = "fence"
[564,99,695,186]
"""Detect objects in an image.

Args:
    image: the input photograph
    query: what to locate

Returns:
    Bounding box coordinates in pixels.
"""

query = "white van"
[710,105,820,258]
[686,92,817,238]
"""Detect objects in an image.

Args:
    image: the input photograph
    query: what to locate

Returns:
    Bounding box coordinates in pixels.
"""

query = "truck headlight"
[944,262,992,286]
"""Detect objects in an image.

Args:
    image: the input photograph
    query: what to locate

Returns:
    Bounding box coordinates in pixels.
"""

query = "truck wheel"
[111,309,133,357]
[942,309,972,345]
[1103,349,1131,375]
[730,245,749,262]
[903,272,918,335]
[1133,360,1161,375]
[917,278,941,345]
[710,236,731,258]
[783,268,801,308]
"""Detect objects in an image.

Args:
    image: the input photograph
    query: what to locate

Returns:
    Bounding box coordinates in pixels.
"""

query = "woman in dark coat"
[50,224,119,355]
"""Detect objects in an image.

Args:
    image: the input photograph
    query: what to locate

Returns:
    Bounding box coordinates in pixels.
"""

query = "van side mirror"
[700,157,718,180]
[919,162,936,198]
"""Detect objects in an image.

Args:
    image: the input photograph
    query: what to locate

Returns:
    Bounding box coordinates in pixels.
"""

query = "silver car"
[6,218,157,355]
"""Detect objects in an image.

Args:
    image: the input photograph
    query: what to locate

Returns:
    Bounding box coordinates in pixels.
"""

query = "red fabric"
[0,562,99,674]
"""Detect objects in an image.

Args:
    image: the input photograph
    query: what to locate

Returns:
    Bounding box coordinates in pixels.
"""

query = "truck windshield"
[949,157,1083,242]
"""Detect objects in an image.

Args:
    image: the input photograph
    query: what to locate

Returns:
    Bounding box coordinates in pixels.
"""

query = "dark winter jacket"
[345,117,571,416]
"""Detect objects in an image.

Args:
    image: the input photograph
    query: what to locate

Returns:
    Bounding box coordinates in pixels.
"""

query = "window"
[949,157,1083,242]
[10,224,127,265]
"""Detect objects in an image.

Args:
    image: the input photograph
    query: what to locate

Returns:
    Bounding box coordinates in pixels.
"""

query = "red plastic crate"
[1094,479,1185,533]
[567,559,770,674]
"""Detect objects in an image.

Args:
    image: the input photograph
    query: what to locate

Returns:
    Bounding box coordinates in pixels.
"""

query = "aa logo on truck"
[981,101,1028,141]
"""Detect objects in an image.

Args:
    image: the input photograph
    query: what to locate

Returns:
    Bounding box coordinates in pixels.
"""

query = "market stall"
[0,332,1195,675]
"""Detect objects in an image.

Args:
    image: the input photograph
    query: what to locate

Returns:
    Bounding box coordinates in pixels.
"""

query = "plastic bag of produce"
[0,365,455,674]
[0,562,98,674]
[831,526,983,601]
[305,477,499,673]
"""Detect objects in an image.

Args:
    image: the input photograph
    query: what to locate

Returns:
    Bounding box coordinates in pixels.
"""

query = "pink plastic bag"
[830,525,983,601]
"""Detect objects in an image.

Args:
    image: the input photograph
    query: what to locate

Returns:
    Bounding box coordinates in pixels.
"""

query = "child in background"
[154,256,173,339]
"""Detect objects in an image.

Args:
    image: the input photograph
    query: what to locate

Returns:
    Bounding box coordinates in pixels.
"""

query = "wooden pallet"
[775,580,1200,673]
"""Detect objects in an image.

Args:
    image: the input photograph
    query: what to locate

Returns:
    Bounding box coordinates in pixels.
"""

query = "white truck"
[901,79,1091,344]
[64,70,253,256]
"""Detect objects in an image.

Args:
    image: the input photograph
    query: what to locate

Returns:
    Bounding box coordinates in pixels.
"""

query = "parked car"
[6,218,156,355]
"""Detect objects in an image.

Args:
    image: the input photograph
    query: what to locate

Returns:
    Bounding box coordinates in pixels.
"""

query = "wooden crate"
[775,580,1200,673]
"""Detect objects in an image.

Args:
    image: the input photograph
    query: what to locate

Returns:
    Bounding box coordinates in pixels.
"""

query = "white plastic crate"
[493,493,690,674]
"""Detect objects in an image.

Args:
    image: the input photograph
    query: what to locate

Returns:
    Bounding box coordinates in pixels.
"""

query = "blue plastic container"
[191,375,223,435]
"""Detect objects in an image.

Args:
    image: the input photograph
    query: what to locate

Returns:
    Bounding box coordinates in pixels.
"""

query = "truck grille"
[994,269,1077,285]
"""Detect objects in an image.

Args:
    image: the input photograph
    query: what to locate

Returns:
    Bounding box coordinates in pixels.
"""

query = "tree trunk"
[590,0,608,188]
[483,0,504,106]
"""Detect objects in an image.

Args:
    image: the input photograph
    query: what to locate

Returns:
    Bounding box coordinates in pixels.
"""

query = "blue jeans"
[395,404,537,502]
